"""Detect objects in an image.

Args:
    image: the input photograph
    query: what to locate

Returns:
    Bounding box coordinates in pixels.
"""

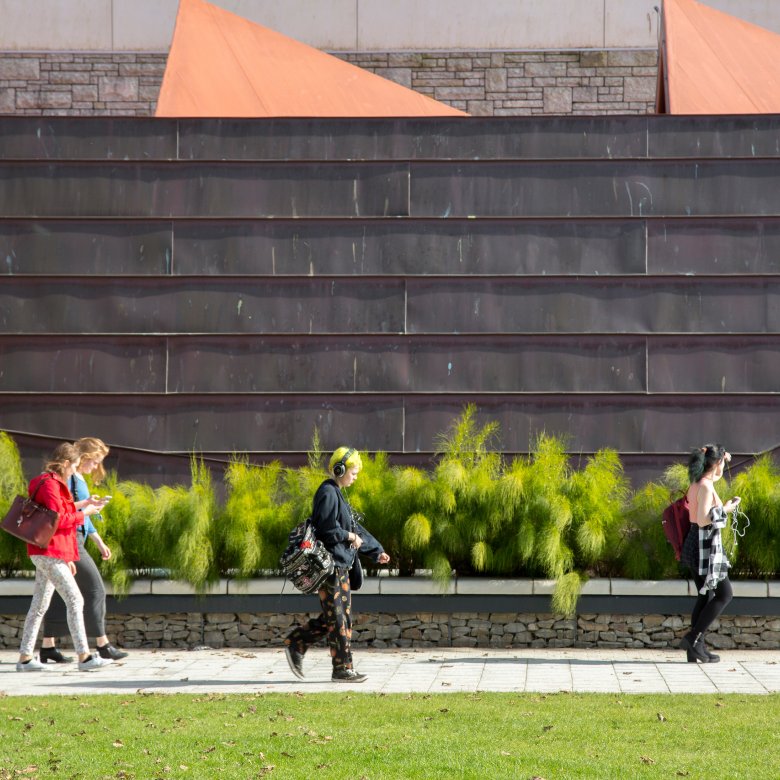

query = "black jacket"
[311,479,384,568]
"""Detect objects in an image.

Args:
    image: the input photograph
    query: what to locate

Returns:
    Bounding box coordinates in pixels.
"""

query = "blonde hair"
[44,443,80,478]
[329,446,362,475]
[74,437,110,484]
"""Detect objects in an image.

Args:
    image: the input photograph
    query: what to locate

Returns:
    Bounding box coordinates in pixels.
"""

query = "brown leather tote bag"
[0,474,60,547]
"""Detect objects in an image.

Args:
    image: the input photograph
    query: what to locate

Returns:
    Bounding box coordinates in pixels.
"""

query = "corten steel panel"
[647,218,780,275]
[6,436,753,489]
[0,221,172,275]
[0,278,405,334]
[409,160,780,218]
[179,116,648,161]
[172,218,646,276]
[168,336,358,393]
[167,335,646,393]
[0,118,178,160]
[0,394,404,452]
[0,336,166,393]
[402,395,780,454]
[648,336,780,393]
[406,278,780,334]
[0,162,409,218]
[647,115,780,159]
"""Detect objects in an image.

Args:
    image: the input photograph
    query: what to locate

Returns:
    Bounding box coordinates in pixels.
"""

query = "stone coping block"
[580,579,611,595]
[378,577,455,595]
[532,579,557,595]
[104,579,152,596]
[0,577,776,599]
[611,579,689,597]
[731,581,769,598]
[456,578,533,595]
[149,579,228,596]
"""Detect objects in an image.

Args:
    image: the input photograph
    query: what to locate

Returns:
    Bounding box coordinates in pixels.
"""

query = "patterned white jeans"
[19,555,88,656]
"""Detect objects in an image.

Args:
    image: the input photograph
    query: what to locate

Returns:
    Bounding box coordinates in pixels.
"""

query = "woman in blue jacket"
[284,447,390,683]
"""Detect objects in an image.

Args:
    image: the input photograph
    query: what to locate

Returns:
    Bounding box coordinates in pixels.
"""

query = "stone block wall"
[2,611,778,650]
[0,49,658,116]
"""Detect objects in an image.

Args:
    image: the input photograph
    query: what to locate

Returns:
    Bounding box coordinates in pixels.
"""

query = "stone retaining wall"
[2,611,778,651]
[0,49,657,116]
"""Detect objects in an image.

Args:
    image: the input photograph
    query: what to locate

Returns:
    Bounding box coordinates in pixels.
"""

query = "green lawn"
[1,692,778,779]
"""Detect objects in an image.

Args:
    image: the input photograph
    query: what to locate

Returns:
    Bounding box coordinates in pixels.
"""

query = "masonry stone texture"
[1,611,778,651]
[0,49,659,116]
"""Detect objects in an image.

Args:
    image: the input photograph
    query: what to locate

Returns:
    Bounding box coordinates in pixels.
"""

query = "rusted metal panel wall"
[1,116,779,484]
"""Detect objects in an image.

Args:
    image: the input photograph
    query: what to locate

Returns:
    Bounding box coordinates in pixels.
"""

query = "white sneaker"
[78,655,112,671]
[16,658,47,672]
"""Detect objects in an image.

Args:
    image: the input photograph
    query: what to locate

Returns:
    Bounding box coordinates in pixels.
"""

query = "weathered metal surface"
[0,162,409,217]
[0,336,165,392]
[0,278,405,334]
[171,218,646,276]
[647,218,780,275]
[410,160,780,218]
[0,394,404,453]
[406,277,780,334]
[402,395,780,455]
[648,336,780,393]
[0,220,172,275]
[0,118,177,160]
[4,115,780,162]
[3,393,777,456]
[166,335,646,393]
[178,116,649,161]
[1,115,779,487]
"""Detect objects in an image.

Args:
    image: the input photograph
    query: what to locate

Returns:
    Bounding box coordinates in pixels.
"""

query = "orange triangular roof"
[156,0,466,118]
[658,0,780,113]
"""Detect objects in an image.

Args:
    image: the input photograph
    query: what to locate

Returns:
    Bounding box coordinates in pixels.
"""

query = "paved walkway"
[2,647,780,696]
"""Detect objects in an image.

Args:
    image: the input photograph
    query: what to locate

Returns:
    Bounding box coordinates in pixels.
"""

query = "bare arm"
[692,482,715,527]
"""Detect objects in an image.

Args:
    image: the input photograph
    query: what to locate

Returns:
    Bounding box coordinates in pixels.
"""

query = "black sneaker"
[331,668,367,683]
[97,644,128,660]
[285,645,305,679]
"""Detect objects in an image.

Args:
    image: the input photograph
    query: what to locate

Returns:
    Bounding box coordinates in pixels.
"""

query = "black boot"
[680,632,709,663]
[700,637,720,663]
[40,646,73,664]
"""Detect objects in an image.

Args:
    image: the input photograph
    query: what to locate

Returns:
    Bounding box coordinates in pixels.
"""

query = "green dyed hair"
[329,446,362,475]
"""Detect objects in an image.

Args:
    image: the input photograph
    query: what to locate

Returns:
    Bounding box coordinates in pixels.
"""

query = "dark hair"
[688,443,727,483]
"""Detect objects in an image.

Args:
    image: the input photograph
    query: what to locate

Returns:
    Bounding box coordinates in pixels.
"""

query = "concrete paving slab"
[1,647,780,697]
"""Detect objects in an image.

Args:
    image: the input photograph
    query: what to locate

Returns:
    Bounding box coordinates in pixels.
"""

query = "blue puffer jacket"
[311,479,384,568]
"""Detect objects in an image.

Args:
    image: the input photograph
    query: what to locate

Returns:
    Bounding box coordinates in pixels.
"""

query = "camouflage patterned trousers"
[285,568,353,670]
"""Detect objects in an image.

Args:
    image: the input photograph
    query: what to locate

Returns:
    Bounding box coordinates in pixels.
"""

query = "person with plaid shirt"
[680,445,740,663]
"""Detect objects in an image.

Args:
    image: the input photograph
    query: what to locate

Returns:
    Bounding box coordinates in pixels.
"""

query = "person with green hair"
[679,444,740,663]
[284,446,390,683]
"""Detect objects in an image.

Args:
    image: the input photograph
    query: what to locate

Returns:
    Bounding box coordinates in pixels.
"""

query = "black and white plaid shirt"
[696,505,730,593]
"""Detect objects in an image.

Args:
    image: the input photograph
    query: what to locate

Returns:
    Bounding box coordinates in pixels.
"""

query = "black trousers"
[690,573,733,636]
[43,532,106,640]
[285,568,353,670]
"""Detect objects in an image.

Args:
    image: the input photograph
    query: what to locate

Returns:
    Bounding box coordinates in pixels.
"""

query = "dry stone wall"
[0,49,657,116]
[1,611,778,651]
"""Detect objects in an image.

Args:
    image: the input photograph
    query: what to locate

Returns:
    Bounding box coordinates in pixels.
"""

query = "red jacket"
[26,472,81,562]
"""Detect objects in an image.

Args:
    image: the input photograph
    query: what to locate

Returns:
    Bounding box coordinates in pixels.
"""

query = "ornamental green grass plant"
[0,431,28,576]
[1,416,778,609]
[0,692,779,780]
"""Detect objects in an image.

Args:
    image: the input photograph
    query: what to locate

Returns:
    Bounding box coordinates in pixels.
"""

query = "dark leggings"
[43,533,106,639]
[690,574,733,635]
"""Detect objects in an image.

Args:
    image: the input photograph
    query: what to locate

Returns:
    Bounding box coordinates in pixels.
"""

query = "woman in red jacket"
[16,443,110,672]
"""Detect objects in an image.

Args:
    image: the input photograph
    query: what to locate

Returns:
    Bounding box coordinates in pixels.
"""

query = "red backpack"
[662,494,690,561]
